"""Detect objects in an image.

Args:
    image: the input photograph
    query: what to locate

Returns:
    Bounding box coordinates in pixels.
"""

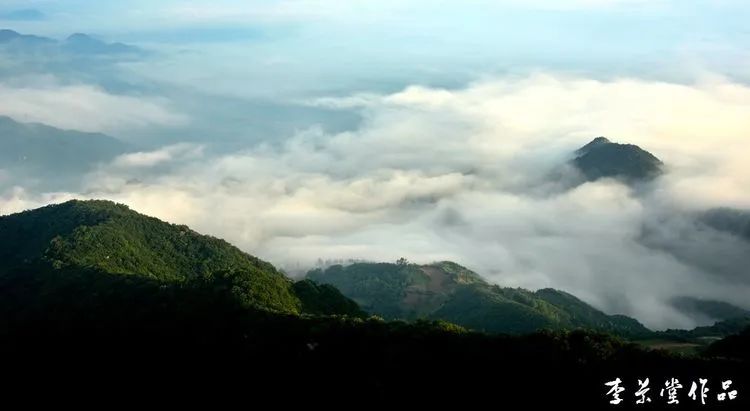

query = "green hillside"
[307,261,651,337]
[0,199,359,315]
[292,279,366,317]
[535,288,650,335]
[1,201,748,407]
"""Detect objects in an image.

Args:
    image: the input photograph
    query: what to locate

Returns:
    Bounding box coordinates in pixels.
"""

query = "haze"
[1,0,749,329]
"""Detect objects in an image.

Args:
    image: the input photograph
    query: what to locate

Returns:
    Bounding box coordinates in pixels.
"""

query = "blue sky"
[1,0,749,92]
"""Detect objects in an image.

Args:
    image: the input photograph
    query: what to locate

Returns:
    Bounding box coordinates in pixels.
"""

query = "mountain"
[63,33,141,55]
[572,136,663,182]
[534,288,649,334]
[306,261,650,337]
[0,29,143,56]
[293,279,367,317]
[1,202,747,407]
[671,296,750,323]
[0,116,130,188]
[700,208,750,242]
[0,200,361,316]
[309,261,485,318]
[0,28,54,47]
[660,317,750,341]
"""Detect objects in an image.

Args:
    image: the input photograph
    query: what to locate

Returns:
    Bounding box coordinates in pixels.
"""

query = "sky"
[1,0,749,329]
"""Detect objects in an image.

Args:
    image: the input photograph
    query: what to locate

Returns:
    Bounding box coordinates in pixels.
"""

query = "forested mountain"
[0,200,747,407]
[572,136,664,182]
[292,279,366,317]
[307,261,650,337]
[0,199,360,315]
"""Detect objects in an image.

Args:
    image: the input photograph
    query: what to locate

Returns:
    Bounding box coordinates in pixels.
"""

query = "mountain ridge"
[0,28,143,56]
[700,207,750,242]
[0,116,131,189]
[307,261,651,337]
[0,199,361,316]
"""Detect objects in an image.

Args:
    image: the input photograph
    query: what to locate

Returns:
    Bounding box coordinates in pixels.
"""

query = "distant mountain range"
[700,208,750,242]
[670,296,750,324]
[572,136,664,183]
[0,116,130,189]
[63,32,141,55]
[307,261,650,337]
[0,29,144,56]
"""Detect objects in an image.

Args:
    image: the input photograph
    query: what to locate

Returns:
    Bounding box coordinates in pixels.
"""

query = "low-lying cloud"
[0,81,187,134]
[3,73,750,330]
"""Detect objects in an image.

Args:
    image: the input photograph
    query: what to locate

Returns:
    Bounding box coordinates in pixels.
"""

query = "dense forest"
[1,200,748,407]
[307,261,651,337]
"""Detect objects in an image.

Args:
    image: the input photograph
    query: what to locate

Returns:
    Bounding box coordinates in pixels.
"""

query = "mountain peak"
[63,32,140,55]
[48,198,130,218]
[591,136,611,144]
[0,200,304,312]
[0,28,55,45]
[66,33,94,42]
[575,136,612,156]
[572,137,663,182]
[0,29,21,41]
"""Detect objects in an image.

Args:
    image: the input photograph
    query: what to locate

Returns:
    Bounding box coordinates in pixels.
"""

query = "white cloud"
[161,0,667,24]
[112,144,204,168]
[4,73,750,329]
[0,82,188,134]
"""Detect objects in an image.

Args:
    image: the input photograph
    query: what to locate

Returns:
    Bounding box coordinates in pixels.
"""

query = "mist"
[1,1,749,330]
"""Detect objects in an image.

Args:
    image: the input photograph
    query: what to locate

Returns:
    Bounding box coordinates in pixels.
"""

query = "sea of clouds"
[2,73,749,329]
